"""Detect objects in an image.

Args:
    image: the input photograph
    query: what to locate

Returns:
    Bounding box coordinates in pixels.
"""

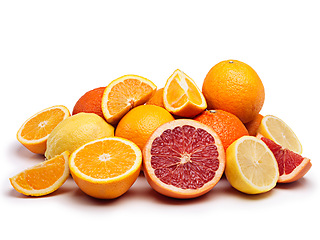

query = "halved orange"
[101,75,157,125]
[163,69,207,118]
[69,137,142,199]
[143,119,225,199]
[9,151,70,196]
[17,105,70,154]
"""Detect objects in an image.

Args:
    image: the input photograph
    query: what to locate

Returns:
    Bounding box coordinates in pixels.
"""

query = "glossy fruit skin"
[202,60,265,123]
[72,87,106,119]
[194,109,249,150]
[115,105,175,150]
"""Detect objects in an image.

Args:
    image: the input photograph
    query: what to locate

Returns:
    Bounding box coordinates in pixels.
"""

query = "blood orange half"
[257,134,312,183]
[143,119,225,199]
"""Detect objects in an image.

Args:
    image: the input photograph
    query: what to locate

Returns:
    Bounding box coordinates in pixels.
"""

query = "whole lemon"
[202,60,265,123]
[45,113,114,159]
[115,105,174,150]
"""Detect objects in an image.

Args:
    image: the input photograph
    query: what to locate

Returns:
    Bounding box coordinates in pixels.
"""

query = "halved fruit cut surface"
[143,119,225,199]
[257,115,302,154]
[17,105,70,154]
[163,69,207,117]
[101,75,157,125]
[69,137,142,199]
[225,136,279,194]
[258,135,312,183]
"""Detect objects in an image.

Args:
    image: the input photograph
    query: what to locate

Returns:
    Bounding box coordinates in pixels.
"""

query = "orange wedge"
[101,75,157,125]
[17,105,70,154]
[163,69,207,117]
[9,151,70,196]
[69,137,142,199]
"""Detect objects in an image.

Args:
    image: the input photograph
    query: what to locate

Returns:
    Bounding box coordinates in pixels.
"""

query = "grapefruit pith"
[143,119,225,199]
[257,134,312,183]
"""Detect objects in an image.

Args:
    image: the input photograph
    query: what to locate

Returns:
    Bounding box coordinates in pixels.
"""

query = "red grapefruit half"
[257,134,312,183]
[143,119,225,199]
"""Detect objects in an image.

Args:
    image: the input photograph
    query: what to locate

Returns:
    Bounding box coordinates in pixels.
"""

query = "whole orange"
[194,109,249,150]
[72,87,105,119]
[115,105,175,150]
[202,60,265,123]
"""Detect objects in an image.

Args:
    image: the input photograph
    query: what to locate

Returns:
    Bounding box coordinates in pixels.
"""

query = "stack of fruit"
[10,60,312,199]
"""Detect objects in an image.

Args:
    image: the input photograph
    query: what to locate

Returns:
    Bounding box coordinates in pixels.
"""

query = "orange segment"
[69,137,142,199]
[17,105,70,154]
[163,69,207,117]
[9,151,70,196]
[101,75,157,125]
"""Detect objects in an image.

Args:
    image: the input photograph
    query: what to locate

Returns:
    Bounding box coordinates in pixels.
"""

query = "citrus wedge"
[258,135,312,183]
[17,105,70,154]
[257,115,302,154]
[101,75,157,125]
[225,136,279,194]
[163,69,207,118]
[9,151,70,196]
[69,137,142,199]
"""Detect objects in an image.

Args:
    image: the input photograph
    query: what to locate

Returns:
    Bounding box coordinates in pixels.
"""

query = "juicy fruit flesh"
[21,108,66,140]
[237,138,278,187]
[73,139,137,179]
[261,137,304,175]
[265,117,301,152]
[166,73,202,108]
[12,155,65,190]
[107,78,154,115]
[150,125,220,189]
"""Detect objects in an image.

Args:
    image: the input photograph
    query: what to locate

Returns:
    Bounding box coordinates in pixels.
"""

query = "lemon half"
[225,136,279,194]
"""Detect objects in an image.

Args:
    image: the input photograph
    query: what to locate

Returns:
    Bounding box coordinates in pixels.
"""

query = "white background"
[1,1,319,239]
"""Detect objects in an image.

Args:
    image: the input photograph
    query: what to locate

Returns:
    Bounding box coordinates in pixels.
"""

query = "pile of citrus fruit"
[11,59,312,199]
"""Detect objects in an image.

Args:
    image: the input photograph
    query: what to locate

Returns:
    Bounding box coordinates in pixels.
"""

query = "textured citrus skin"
[72,87,106,119]
[194,109,249,150]
[45,113,114,159]
[202,60,265,123]
[115,105,174,150]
